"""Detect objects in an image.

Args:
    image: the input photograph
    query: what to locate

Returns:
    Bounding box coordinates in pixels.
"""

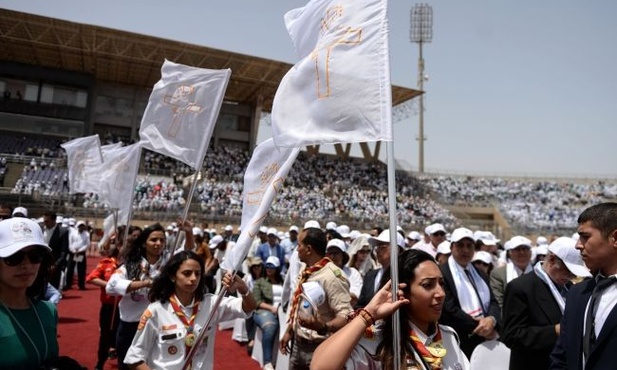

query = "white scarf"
[506,261,532,283]
[533,261,565,313]
[448,256,490,318]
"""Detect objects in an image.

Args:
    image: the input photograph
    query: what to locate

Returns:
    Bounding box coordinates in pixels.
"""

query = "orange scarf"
[169,295,201,359]
[408,326,446,370]
[287,257,331,326]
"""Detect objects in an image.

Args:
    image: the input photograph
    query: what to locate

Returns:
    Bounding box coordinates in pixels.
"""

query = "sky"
[2,0,616,178]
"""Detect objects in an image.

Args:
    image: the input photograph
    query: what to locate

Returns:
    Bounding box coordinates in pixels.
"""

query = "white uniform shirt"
[346,323,469,370]
[68,228,90,253]
[124,294,248,370]
[106,257,165,322]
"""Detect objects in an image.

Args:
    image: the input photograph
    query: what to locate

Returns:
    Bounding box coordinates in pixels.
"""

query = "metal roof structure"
[0,9,422,112]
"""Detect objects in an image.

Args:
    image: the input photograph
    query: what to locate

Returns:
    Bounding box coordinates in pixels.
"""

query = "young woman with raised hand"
[310,249,469,370]
[124,250,256,370]
[106,221,193,370]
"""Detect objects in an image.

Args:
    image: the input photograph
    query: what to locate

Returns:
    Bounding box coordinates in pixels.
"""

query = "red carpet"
[57,256,262,370]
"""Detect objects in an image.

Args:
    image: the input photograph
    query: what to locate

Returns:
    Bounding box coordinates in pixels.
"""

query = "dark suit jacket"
[356,268,381,309]
[550,278,617,370]
[503,271,563,370]
[48,225,69,267]
[439,262,502,358]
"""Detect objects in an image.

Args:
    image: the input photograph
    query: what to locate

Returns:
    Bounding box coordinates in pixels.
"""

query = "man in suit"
[504,237,591,370]
[550,202,617,370]
[42,211,69,288]
[490,236,534,310]
[440,227,501,358]
[355,229,404,308]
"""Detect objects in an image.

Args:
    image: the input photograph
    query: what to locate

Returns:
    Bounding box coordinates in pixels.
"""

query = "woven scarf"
[409,326,445,370]
[287,257,331,326]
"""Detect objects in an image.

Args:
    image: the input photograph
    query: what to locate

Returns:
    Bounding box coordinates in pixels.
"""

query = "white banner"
[271,0,393,148]
[98,143,142,210]
[139,59,231,169]
[60,135,103,194]
[221,138,300,272]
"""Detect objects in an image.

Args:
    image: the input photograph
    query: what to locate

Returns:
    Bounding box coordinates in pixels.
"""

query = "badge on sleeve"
[137,309,152,330]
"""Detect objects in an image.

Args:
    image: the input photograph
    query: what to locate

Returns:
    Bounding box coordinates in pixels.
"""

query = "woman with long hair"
[310,249,469,370]
[252,256,284,370]
[106,222,192,370]
[0,218,59,369]
[124,250,256,370]
[87,224,141,370]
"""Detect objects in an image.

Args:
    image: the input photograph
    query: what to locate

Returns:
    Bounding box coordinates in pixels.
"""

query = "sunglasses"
[2,248,46,266]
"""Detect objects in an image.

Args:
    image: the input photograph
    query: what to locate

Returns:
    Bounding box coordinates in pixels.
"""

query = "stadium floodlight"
[410,3,433,174]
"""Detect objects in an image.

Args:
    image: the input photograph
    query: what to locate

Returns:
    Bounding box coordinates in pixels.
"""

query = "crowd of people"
[2,200,617,370]
[419,175,617,232]
[7,135,616,236]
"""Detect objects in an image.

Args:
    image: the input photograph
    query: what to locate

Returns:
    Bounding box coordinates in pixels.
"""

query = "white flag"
[60,135,103,194]
[139,59,231,169]
[271,0,393,148]
[221,139,300,272]
[98,143,142,210]
[97,209,129,249]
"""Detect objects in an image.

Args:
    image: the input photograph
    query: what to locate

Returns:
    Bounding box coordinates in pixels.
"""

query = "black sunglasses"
[2,248,46,266]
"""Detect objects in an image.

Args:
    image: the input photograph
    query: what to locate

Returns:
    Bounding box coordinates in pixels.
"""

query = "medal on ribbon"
[185,333,196,348]
[169,294,201,357]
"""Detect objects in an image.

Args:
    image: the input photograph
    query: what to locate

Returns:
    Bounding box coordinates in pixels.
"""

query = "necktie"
[583,276,616,359]
[464,268,487,316]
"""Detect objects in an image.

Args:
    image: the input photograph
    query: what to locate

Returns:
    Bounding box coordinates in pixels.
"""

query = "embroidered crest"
[168,345,178,355]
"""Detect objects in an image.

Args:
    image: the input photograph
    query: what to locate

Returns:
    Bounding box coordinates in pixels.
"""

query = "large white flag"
[221,139,300,272]
[271,0,393,148]
[60,135,103,194]
[98,143,142,210]
[139,59,231,169]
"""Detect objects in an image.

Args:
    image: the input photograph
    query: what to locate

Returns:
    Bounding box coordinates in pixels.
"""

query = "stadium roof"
[0,9,422,112]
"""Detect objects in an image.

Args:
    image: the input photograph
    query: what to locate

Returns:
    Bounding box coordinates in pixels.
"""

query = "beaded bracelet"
[346,308,376,327]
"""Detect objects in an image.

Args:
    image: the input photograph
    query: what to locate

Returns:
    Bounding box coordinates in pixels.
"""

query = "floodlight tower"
[410,3,433,173]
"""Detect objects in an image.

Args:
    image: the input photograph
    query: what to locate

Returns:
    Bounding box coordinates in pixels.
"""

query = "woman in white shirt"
[124,250,256,370]
[107,222,193,370]
[310,249,470,370]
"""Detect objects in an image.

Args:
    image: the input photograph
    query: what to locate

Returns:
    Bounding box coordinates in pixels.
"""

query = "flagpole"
[386,141,401,370]
[121,145,142,250]
[170,168,200,254]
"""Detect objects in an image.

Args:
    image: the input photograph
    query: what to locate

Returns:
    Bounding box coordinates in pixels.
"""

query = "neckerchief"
[409,325,446,370]
[169,294,201,359]
[287,257,331,326]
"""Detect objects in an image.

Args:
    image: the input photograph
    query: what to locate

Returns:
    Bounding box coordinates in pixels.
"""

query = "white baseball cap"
[436,241,452,255]
[258,226,268,234]
[326,238,348,254]
[536,236,549,246]
[475,231,499,246]
[266,228,278,236]
[507,236,532,250]
[289,225,299,233]
[208,235,224,249]
[535,245,549,256]
[0,218,51,257]
[303,220,321,230]
[336,225,351,238]
[407,231,422,241]
[473,251,493,265]
[11,207,28,217]
[265,256,281,268]
[548,237,591,278]
[368,229,405,248]
[192,227,203,237]
[326,221,337,231]
[426,223,447,235]
[450,228,475,243]
[224,225,233,231]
